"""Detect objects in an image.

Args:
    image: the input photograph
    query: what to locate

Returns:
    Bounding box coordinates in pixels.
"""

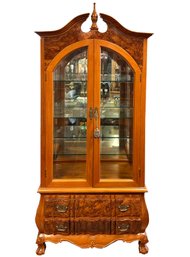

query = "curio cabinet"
[35,3,152,255]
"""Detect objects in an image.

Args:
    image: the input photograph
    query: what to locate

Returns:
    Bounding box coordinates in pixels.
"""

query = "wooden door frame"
[44,39,94,188]
[93,39,142,188]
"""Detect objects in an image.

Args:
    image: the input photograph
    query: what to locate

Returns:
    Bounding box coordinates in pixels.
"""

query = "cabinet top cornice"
[35,4,152,39]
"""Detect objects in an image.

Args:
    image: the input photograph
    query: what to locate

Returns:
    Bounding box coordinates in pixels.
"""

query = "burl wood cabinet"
[35,3,152,255]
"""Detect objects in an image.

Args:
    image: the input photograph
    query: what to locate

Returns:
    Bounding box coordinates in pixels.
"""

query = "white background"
[0,0,190,256]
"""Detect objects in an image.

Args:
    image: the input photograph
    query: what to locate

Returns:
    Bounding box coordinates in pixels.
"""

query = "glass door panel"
[53,47,88,179]
[100,47,134,180]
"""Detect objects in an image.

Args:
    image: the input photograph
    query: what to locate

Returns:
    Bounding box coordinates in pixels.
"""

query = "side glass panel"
[100,47,134,179]
[53,47,88,179]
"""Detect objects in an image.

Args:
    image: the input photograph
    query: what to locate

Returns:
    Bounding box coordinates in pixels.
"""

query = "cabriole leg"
[138,233,149,254]
[36,233,46,255]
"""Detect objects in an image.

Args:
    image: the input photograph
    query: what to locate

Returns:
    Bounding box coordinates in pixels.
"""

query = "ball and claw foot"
[139,241,148,254]
[36,242,46,255]
[138,235,149,254]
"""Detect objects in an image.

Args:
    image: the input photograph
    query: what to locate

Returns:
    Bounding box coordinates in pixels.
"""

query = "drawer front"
[44,219,70,235]
[44,195,71,218]
[75,219,111,234]
[44,219,141,235]
[75,195,111,217]
[44,218,141,235]
[116,219,141,234]
[115,195,141,217]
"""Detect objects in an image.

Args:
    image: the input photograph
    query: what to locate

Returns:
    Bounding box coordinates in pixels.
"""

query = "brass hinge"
[138,168,141,178]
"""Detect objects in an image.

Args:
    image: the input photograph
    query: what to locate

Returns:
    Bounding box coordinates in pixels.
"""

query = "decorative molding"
[90,3,98,31]
[36,233,149,254]
[38,187,148,194]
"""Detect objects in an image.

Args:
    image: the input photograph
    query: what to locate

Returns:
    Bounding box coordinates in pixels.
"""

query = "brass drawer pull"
[118,224,130,232]
[56,224,68,232]
[56,204,68,213]
[118,204,130,212]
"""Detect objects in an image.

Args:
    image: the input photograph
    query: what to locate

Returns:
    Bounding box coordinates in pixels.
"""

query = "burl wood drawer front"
[75,219,111,234]
[44,195,72,218]
[115,195,141,217]
[74,195,111,217]
[116,219,141,234]
[44,219,70,235]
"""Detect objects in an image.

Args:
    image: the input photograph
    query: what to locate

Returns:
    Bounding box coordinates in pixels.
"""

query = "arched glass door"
[53,47,88,179]
[93,40,141,187]
[100,47,134,180]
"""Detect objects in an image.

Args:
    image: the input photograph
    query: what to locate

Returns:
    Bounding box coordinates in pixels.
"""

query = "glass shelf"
[54,73,87,81]
[54,97,133,118]
[101,108,133,118]
[54,77,133,83]
[101,73,133,81]
[101,79,133,83]
[55,153,86,156]
[100,136,131,139]
[54,124,131,139]
[54,108,87,118]
[101,95,133,107]
[55,97,87,105]
[100,153,133,156]
[100,103,133,107]
[55,98,87,105]
[54,136,86,138]
[54,137,86,142]
[54,114,87,119]
[54,80,87,83]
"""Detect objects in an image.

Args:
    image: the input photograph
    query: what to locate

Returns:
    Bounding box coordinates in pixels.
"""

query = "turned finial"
[90,3,98,31]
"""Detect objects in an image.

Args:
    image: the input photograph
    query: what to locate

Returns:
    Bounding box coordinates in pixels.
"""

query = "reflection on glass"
[100,47,134,179]
[53,47,87,179]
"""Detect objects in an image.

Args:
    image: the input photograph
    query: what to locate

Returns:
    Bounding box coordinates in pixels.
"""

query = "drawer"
[44,218,141,235]
[44,195,71,218]
[116,219,141,234]
[44,219,70,235]
[75,218,111,234]
[44,194,142,219]
[75,194,111,217]
[115,195,141,217]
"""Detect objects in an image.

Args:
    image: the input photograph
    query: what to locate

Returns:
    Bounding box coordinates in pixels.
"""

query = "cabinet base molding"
[36,233,148,255]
